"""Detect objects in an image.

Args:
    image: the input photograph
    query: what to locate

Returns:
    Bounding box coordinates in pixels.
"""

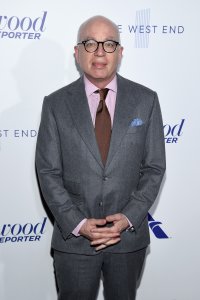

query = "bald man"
[36,15,166,300]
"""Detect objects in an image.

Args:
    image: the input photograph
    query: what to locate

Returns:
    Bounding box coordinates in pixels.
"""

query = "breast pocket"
[125,124,146,151]
[126,125,144,134]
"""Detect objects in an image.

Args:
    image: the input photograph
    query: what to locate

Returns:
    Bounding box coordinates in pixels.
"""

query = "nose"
[94,42,105,56]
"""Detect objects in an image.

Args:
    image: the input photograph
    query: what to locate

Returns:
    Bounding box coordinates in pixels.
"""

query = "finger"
[105,237,121,246]
[90,218,107,226]
[95,237,121,251]
[90,232,120,242]
[95,244,107,251]
[91,227,117,234]
[91,237,116,246]
[106,214,121,222]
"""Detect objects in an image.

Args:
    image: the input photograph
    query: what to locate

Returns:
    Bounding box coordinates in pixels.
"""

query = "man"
[36,15,166,300]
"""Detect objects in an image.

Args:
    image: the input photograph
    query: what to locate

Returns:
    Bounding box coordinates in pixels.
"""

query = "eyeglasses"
[77,39,120,53]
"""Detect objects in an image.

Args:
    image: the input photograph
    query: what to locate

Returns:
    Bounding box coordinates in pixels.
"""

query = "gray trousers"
[53,247,146,300]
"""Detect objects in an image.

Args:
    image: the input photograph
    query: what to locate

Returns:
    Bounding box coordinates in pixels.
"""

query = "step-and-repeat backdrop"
[0,1,199,299]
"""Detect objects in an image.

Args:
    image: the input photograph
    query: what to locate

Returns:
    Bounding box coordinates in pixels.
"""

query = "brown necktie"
[95,88,111,165]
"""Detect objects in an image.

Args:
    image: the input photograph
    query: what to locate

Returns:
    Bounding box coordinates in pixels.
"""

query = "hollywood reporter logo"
[0,11,47,40]
[0,217,47,244]
[164,119,185,144]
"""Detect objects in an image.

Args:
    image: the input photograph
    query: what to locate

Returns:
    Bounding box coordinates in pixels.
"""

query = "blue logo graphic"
[164,119,185,144]
[148,213,169,239]
[134,9,151,48]
[0,217,47,244]
[0,11,47,40]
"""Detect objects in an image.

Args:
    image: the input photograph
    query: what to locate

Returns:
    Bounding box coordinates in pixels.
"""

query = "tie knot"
[95,88,109,101]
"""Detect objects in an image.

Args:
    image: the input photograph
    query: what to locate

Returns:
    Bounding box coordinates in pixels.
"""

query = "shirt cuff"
[72,218,87,236]
[123,215,134,232]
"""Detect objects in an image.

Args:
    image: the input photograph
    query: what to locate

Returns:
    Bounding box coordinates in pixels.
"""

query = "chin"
[93,71,109,80]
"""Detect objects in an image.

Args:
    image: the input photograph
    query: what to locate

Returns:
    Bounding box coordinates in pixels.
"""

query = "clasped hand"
[79,213,129,251]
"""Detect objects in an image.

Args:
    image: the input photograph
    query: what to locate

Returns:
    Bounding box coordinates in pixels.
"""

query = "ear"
[117,46,123,66]
[74,46,79,64]
[119,46,124,58]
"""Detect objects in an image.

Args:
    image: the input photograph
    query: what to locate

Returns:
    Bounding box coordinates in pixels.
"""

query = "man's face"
[74,19,123,88]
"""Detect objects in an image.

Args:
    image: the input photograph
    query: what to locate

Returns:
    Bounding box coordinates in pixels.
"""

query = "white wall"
[0,1,199,299]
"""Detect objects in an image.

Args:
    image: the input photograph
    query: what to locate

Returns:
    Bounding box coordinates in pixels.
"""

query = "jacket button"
[103,176,108,181]
[99,201,103,207]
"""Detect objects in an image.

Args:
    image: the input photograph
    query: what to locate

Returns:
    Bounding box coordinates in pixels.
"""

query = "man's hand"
[79,218,120,244]
[90,213,129,251]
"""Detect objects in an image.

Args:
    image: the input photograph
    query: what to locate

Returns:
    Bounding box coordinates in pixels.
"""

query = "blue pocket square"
[130,118,143,127]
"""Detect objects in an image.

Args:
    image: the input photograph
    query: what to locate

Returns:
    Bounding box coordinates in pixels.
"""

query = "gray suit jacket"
[36,74,166,255]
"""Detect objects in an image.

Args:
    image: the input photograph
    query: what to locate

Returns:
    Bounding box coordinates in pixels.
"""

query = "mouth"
[92,62,107,69]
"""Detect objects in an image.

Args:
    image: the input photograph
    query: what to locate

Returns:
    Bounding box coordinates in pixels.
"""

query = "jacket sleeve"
[35,97,85,239]
[122,92,166,231]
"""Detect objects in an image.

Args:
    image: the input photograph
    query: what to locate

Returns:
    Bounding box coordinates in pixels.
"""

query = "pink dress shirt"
[72,76,132,236]
[84,75,117,127]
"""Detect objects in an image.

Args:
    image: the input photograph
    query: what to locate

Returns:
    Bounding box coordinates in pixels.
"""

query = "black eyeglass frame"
[77,39,120,53]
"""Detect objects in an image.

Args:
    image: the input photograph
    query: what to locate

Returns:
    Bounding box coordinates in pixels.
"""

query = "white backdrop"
[0,1,200,299]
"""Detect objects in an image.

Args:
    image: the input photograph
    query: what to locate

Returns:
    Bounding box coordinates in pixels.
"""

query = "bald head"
[74,15,123,88]
[77,15,120,43]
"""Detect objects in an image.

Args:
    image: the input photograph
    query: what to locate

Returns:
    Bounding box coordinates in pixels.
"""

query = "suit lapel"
[65,77,104,169]
[105,75,138,170]
[65,75,139,171]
